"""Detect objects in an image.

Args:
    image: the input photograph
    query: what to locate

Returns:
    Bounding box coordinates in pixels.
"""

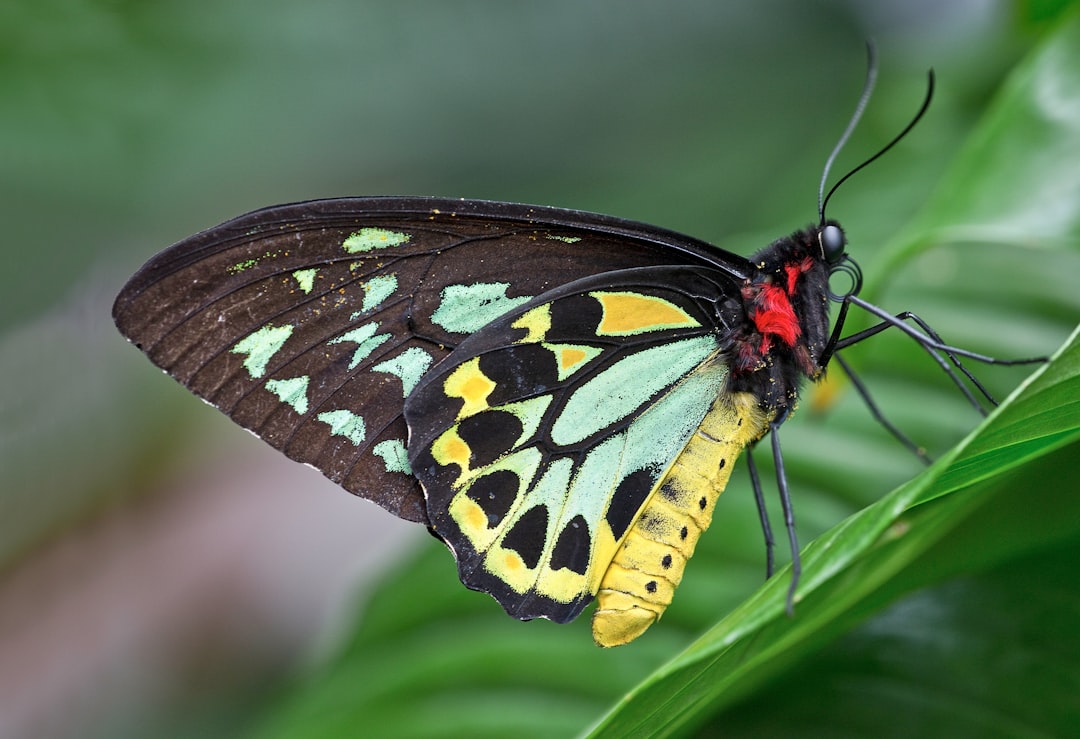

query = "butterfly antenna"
[821,66,936,221]
[818,42,879,224]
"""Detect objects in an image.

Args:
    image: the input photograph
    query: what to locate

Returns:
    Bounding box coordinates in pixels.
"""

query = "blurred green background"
[2,1,1078,738]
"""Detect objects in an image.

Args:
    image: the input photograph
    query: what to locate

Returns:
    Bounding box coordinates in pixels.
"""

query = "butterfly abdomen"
[592,391,769,647]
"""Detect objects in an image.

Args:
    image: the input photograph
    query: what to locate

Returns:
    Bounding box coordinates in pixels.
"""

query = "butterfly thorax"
[726,223,838,413]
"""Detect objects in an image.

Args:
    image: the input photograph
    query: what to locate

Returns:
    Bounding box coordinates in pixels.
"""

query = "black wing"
[113,196,749,524]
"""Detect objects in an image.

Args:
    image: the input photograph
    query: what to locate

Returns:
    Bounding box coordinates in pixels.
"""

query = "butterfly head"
[815,219,864,303]
[818,222,846,266]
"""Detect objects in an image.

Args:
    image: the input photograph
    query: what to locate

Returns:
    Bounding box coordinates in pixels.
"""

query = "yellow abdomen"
[591,391,769,647]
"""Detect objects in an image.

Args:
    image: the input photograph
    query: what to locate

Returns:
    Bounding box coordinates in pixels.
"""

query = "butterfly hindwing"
[405,265,744,623]
[113,197,749,524]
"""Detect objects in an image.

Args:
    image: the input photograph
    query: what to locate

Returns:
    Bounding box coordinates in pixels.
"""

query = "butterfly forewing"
[404,265,743,622]
[113,197,748,524]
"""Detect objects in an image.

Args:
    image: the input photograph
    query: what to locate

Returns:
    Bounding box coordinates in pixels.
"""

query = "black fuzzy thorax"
[723,223,838,415]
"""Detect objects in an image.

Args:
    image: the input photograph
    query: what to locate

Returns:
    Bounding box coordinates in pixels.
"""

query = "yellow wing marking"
[443,357,496,419]
[430,427,472,482]
[449,494,490,540]
[591,391,770,647]
[558,346,587,369]
[591,291,700,336]
[501,551,526,576]
[542,342,602,381]
[512,304,552,343]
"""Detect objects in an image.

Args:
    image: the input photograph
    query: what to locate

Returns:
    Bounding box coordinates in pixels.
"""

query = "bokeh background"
[3,1,1078,737]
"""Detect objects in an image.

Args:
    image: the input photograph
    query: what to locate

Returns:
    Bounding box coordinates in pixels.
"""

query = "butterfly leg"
[746,411,801,615]
[833,353,932,465]
[834,295,1046,414]
[745,448,776,578]
[766,411,801,616]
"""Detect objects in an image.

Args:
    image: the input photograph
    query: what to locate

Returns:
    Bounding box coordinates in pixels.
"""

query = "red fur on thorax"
[785,256,814,294]
[752,283,800,346]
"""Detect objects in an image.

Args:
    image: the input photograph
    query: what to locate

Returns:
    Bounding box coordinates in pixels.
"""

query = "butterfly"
[112,59,1041,647]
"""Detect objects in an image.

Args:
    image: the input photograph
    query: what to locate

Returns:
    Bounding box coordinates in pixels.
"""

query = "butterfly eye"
[819,224,845,264]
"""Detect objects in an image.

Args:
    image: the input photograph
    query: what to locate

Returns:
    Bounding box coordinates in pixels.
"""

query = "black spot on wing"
[546,294,604,340]
[605,468,657,541]
[456,411,523,468]
[501,505,549,571]
[478,344,559,403]
[466,469,520,528]
[550,514,591,575]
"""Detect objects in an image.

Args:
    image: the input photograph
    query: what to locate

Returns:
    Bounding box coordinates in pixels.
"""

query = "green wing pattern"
[406,266,742,623]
